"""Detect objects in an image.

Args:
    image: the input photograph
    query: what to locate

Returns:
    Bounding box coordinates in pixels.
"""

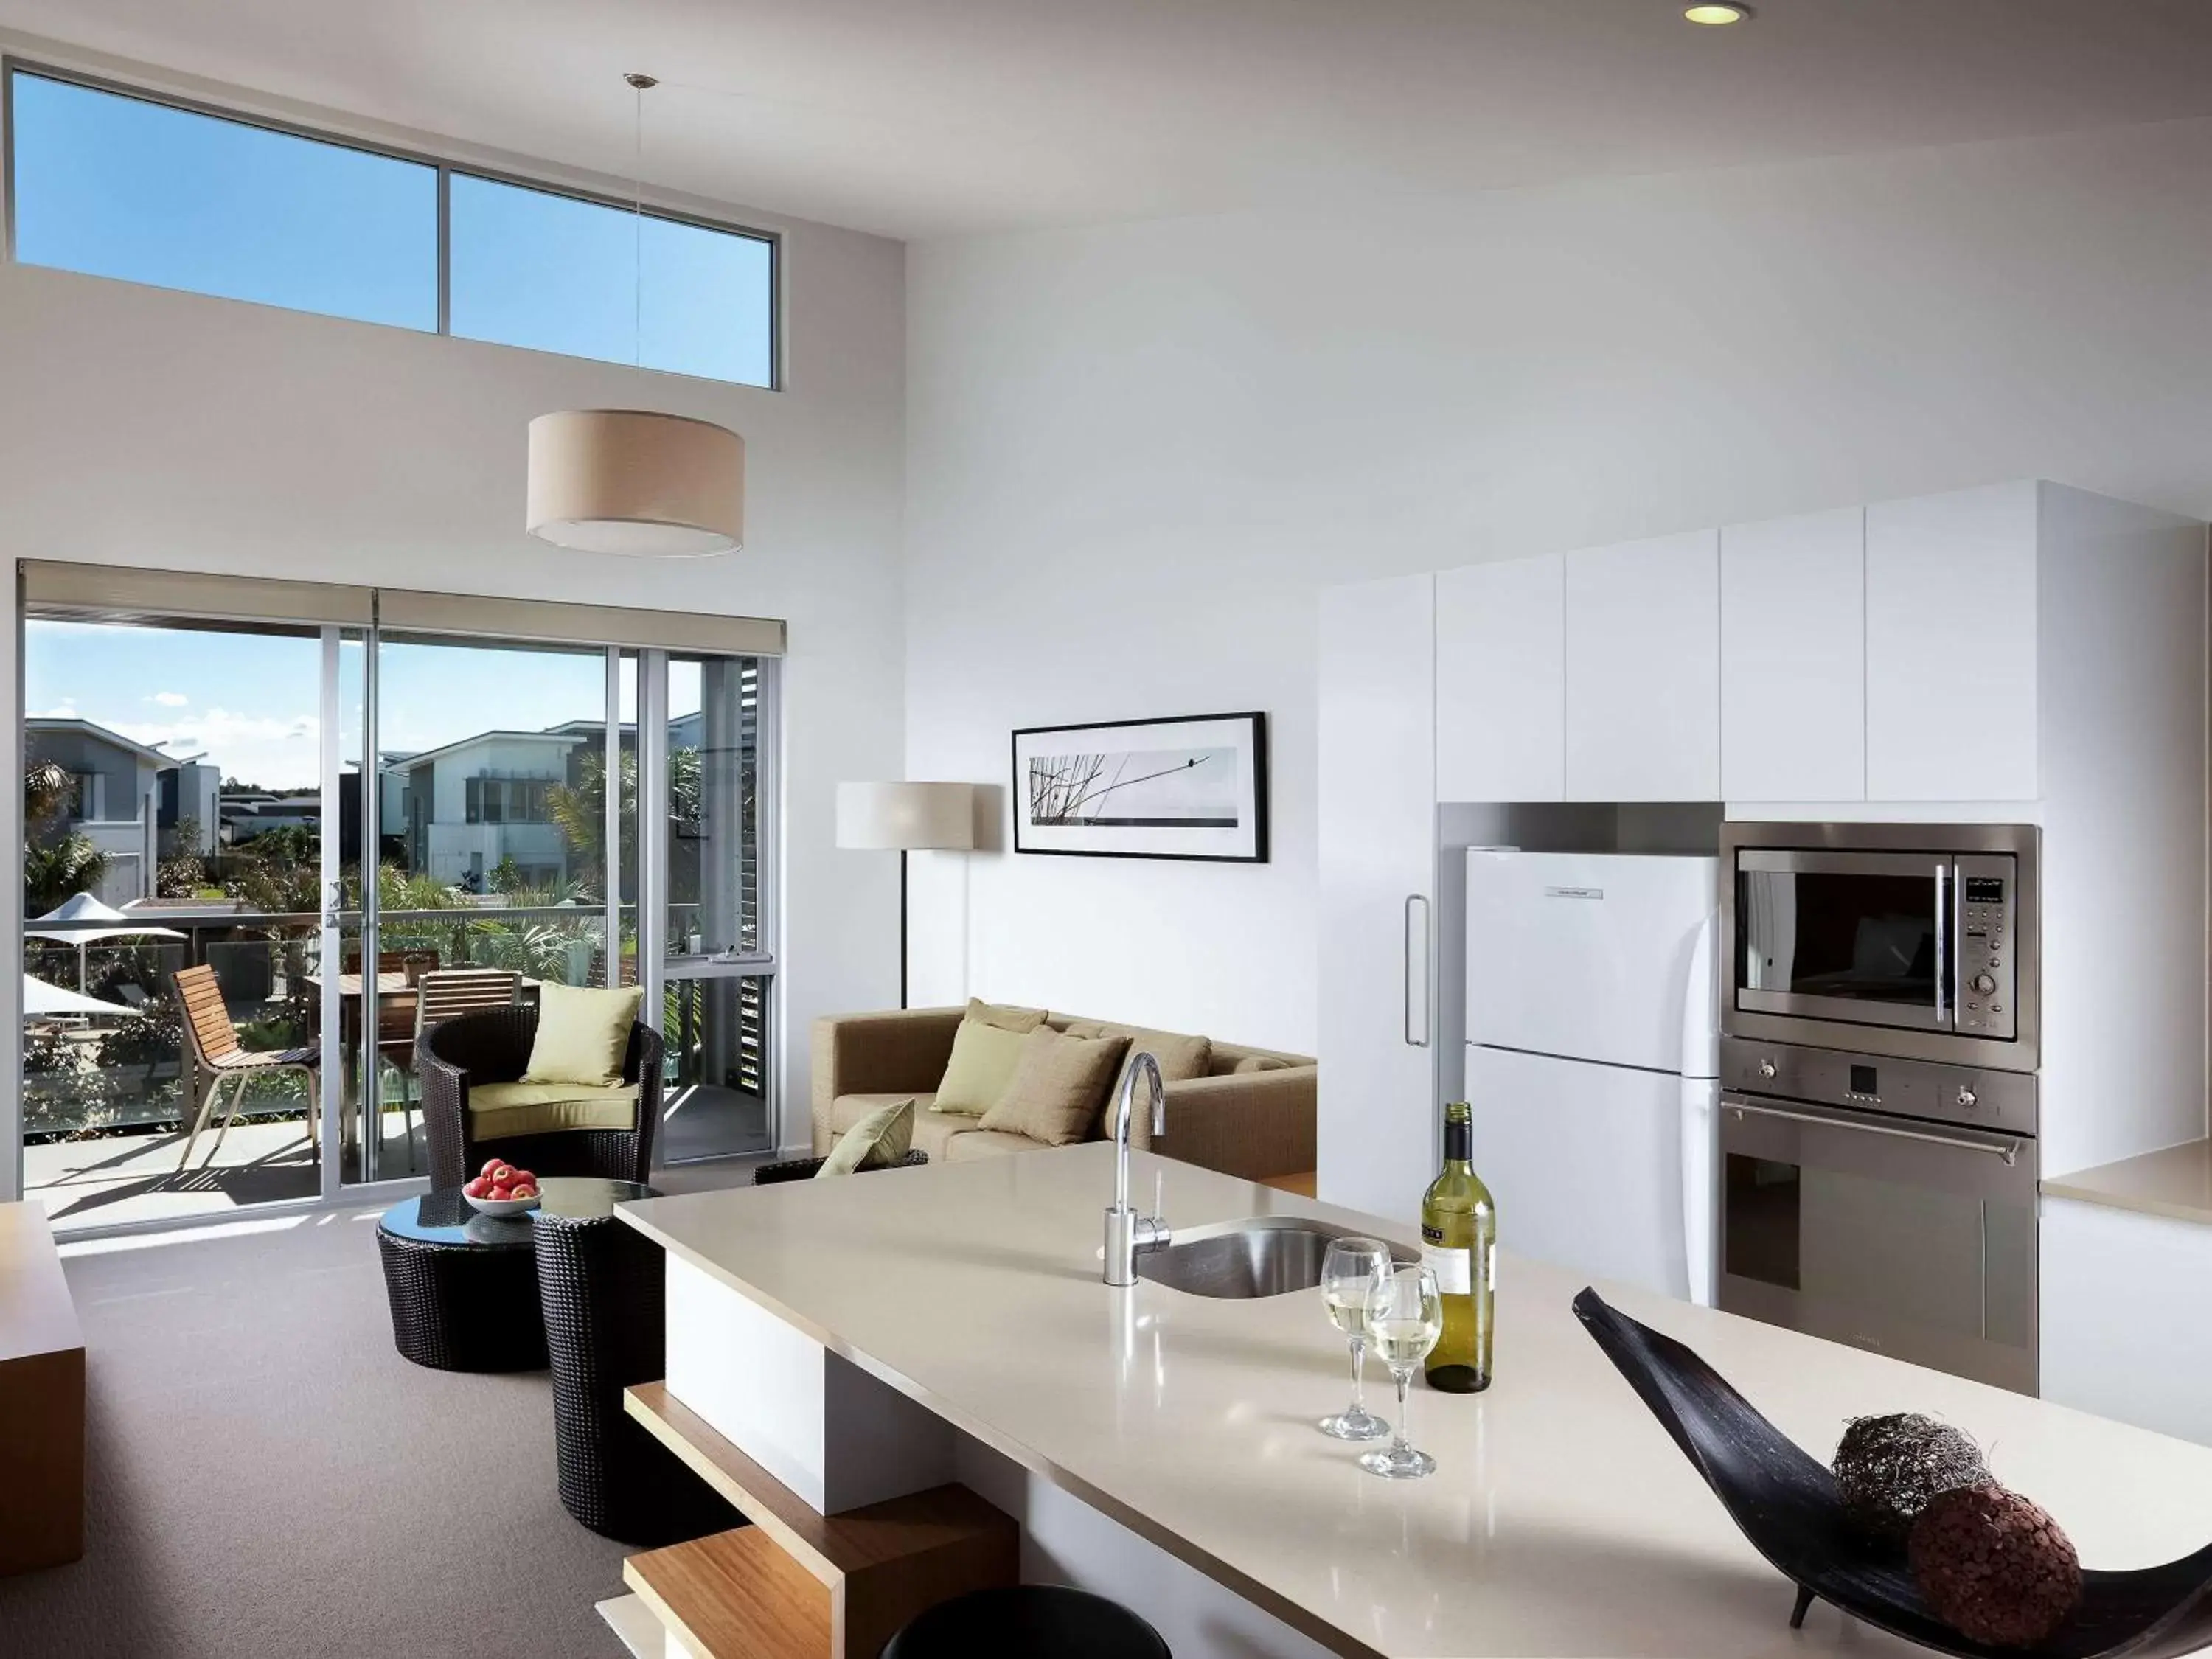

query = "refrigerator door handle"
[1679,908,1719,1307]
[1403,893,1431,1048]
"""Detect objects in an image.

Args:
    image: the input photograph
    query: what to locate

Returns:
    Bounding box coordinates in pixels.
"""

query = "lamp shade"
[526,409,745,557]
[836,782,975,852]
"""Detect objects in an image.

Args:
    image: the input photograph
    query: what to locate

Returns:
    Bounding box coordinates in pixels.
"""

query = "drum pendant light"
[525,74,745,557]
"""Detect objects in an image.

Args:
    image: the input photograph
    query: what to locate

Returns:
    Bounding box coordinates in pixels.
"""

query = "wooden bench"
[0,1201,84,1574]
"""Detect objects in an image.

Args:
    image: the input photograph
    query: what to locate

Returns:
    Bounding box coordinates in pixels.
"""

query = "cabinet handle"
[1403,894,1432,1048]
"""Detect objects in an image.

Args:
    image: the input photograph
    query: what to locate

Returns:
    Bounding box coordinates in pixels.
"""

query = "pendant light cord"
[625,72,655,367]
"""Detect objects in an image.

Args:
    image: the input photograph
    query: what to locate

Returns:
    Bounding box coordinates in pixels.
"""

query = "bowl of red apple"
[462,1158,542,1216]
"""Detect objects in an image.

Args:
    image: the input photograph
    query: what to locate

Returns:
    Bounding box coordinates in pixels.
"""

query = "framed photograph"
[1012,712,1268,863]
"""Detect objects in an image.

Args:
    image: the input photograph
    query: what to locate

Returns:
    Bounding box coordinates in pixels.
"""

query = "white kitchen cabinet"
[1317,574,1439,1224]
[1436,553,1565,802]
[1719,507,1866,801]
[2041,1196,2212,1444]
[1565,530,1721,801]
[1865,484,2039,801]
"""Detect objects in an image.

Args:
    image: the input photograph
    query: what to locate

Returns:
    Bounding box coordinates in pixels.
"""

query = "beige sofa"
[810,1006,1315,1180]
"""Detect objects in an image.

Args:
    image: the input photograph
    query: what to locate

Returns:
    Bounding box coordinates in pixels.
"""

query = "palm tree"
[24,759,111,914]
[548,746,702,900]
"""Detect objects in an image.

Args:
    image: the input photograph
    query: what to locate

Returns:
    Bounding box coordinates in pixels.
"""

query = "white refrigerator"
[1464,849,1719,1304]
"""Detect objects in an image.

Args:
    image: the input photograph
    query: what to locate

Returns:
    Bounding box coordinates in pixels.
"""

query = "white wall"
[904,114,2212,1054]
[0,193,908,1172]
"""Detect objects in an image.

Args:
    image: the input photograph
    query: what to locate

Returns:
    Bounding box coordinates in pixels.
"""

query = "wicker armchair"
[419,1006,662,1191]
[752,1149,928,1185]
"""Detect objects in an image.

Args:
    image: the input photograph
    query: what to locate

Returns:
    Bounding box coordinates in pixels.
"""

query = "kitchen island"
[616,1144,2212,1659]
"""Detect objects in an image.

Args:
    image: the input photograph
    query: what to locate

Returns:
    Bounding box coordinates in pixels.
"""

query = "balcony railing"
[23,898,762,1141]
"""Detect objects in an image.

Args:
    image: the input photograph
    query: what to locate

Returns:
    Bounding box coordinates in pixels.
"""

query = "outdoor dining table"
[299,972,540,1110]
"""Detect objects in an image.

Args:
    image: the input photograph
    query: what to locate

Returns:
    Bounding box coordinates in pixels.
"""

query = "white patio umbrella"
[22,974,144,1019]
[26,893,187,991]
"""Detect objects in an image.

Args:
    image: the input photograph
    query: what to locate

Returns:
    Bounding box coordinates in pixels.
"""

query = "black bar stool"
[881,1585,1170,1658]
[532,1196,745,1547]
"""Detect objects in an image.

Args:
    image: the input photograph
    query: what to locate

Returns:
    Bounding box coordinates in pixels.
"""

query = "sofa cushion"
[832,1091,939,1133]
[817,1098,915,1178]
[523,984,643,1086]
[1232,1054,1291,1074]
[1063,1023,1213,1129]
[909,1107,983,1163]
[470,1080,640,1139]
[966,998,1048,1033]
[931,1001,1044,1114]
[942,1129,1039,1162]
[978,1026,1130,1147]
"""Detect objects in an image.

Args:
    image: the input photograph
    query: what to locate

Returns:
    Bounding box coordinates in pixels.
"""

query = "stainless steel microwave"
[1719,822,2039,1073]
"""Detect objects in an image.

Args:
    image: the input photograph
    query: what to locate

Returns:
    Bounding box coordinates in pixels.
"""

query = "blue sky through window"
[10,69,773,386]
[27,622,700,791]
[450,174,773,386]
[10,71,437,330]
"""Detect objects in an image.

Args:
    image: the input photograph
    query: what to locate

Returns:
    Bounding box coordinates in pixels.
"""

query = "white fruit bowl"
[463,1190,541,1217]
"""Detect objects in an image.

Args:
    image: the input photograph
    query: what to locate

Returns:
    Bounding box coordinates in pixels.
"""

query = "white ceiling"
[7,0,2212,241]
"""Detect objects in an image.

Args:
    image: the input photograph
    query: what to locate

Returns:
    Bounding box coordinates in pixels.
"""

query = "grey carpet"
[0,1158,764,1659]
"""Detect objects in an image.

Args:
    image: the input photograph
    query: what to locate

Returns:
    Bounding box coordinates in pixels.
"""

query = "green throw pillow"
[931,1000,1044,1113]
[523,984,644,1087]
[816,1099,915,1177]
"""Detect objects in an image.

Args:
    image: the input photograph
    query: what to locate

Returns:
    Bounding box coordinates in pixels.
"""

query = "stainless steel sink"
[1133,1217,1418,1298]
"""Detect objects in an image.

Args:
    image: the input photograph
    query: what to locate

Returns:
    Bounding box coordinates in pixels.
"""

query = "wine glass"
[1360,1262,1443,1478]
[1317,1237,1393,1441]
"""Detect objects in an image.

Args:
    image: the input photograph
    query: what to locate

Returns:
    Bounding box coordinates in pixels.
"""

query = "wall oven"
[1719,821,2039,1073]
[1717,1038,2037,1393]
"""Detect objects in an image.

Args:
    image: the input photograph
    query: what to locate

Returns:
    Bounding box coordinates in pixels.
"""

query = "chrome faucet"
[1104,1051,1170,1287]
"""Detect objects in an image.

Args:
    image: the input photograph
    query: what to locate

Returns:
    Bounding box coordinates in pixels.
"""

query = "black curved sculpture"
[1571,1287,2212,1659]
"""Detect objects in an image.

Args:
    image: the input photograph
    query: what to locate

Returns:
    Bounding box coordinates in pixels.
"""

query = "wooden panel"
[1260,1170,1318,1198]
[0,1203,85,1575]
[1436,553,1566,802]
[625,1382,1018,1658]
[626,1528,832,1659]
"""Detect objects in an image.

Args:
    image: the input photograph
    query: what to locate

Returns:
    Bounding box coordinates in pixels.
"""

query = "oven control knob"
[1956,1085,1978,1109]
[1970,972,1998,995]
[1758,1058,1778,1080]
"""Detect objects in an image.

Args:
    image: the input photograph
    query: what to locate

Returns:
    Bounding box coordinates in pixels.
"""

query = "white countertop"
[2044,1139,2212,1228]
[621,1144,2212,1659]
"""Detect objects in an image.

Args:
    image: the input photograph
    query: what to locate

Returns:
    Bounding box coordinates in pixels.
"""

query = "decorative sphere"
[1909,1484,2082,1646]
[1832,1413,1991,1543]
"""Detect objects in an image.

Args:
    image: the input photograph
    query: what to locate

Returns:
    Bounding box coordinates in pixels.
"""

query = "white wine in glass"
[1360,1263,1443,1479]
[1316,1237,1392,1441]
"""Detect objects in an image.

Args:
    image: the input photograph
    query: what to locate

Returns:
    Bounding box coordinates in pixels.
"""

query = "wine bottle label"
[1423,1244,1472,1295]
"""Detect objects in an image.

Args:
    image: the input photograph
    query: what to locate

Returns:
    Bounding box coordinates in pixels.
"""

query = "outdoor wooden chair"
[413,968,522,1038]
[173,964,321,1173]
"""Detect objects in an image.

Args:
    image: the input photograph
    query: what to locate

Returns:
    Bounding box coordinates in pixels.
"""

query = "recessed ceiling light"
[1684,3,1753,22]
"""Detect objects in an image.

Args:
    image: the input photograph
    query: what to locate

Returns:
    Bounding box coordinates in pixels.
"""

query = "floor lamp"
[835,782,975,1009]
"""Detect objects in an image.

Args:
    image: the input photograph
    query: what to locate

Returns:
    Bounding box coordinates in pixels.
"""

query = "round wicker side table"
[532,1191,745,1547]
[375,1178,646,1373]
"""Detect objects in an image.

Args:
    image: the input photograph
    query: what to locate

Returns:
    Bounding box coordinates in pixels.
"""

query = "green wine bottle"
[1421,1100,1495,1394]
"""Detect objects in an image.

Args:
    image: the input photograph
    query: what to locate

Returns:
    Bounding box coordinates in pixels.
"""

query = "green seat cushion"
[523,984,644,1086]
[470,1080,641,1138]
[815,1098,917,1178]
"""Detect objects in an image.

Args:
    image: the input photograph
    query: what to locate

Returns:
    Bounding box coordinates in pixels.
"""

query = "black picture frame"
[1011,711,1269,863]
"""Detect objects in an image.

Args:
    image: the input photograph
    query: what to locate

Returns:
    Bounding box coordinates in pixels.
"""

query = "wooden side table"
[0,1201,84,1575]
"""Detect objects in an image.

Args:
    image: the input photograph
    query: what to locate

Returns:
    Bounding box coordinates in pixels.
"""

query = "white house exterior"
[27,717,169,905]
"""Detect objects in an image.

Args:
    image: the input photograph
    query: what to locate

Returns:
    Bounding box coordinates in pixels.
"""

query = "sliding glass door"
[653,653,775,1163]
[19,591,777,1231]
[22,616,340,1226]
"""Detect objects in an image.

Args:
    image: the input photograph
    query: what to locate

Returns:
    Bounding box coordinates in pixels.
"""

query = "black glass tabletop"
[378,1178,658,1248]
